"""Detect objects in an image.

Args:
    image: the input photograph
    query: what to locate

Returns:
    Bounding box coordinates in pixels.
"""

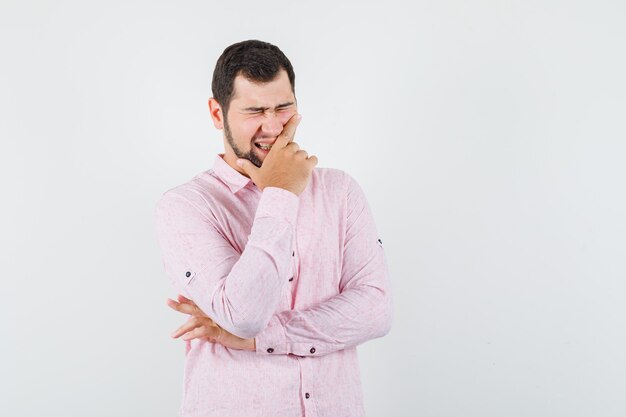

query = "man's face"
[222,70,297,168]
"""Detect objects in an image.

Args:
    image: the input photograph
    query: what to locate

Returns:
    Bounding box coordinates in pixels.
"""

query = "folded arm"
[255,173,393,357]
[155,186,299,339]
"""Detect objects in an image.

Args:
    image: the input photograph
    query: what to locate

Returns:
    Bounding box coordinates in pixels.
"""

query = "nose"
[260,111,284,138]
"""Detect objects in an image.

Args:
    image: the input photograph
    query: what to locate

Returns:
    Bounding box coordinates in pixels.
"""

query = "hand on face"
[167,295,255,351]
[236,113,318,196]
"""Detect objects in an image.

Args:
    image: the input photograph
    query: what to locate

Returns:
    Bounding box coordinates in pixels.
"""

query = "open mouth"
[255,143,273,152]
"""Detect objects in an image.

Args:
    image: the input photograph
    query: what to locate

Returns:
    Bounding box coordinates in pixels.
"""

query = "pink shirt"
[155,153,393,417]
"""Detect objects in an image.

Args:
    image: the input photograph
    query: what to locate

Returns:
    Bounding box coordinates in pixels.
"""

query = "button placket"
[298,356,318,414]
[289,251,296,282]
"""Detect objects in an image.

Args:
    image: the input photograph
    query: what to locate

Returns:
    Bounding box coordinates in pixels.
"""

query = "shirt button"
[267,348,274,353]
[289,277,294,282]
[305,393,310,399]
[310,347,316,354]
[292,251,295,256]
[185,271,191,278]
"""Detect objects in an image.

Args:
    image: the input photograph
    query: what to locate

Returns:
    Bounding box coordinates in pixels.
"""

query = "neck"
[221,150,251,178]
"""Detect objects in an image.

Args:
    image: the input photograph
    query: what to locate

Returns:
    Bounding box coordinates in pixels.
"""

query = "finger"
[177,294,194,304]
[167,298,197,315]
[182,326,207,341]
[275,113,302,147]
[181,326,207,341]
[307,155,319,166]
[295,149,308,159]
[183,325,221,342]
[171,317,200,338]
[285,141,300,152]
[236,158,259,179]
[166,298,183,311]
[176,295,209,317]
[180,328,200,341]
[171,316,218,339]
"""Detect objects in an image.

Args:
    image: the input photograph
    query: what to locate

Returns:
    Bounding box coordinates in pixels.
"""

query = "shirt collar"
[211,153,254,194]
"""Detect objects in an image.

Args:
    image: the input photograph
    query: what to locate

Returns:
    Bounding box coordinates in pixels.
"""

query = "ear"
[208,98,224,130]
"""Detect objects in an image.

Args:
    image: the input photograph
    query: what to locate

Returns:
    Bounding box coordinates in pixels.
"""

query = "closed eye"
[241,102,295,114]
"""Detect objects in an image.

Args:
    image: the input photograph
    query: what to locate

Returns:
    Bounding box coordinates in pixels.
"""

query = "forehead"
[230,70,294,107]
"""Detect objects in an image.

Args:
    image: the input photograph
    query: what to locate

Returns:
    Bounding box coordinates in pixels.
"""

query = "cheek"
[240,119,262,139]
[278,110,296,126]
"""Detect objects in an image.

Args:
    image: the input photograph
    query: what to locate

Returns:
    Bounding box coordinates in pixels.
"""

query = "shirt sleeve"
[155,186,300,339]
[254,173,393,356]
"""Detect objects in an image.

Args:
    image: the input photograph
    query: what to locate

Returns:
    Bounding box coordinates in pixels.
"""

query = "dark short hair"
[211,40,296,117]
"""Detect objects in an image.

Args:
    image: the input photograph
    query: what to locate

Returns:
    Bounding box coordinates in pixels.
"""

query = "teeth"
[257,143,272,150]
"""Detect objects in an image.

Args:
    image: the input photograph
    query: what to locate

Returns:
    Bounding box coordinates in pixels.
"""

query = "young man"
[155,39,393,417]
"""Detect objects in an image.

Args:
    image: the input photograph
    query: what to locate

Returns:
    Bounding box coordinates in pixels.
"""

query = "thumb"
[236,158,258,177]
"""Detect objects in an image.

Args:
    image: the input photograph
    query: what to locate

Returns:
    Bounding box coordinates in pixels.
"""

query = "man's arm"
[157,114,317,341]
[254,172,393,357]
[155,186,299,339]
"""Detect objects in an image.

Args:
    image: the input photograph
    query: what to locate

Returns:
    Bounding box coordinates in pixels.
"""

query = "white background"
[1,1,625,416]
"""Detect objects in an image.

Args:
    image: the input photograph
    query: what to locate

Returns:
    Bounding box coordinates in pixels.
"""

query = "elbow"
[374,293,394,338]
[232,322,265,340]
[228,314,271,339]
[213,282,281,339]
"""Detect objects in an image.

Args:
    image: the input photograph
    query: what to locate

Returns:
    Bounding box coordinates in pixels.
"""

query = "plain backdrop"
[1,1,625,416]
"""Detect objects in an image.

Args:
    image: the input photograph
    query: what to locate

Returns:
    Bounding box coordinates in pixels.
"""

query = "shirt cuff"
[254,187,300,228]
[255,315,288,355]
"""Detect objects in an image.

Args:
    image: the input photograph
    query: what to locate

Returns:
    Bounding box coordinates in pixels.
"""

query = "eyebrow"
[241,102,295,112]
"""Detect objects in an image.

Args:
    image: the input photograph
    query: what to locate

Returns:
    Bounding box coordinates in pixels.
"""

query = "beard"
[224,117,264,168]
